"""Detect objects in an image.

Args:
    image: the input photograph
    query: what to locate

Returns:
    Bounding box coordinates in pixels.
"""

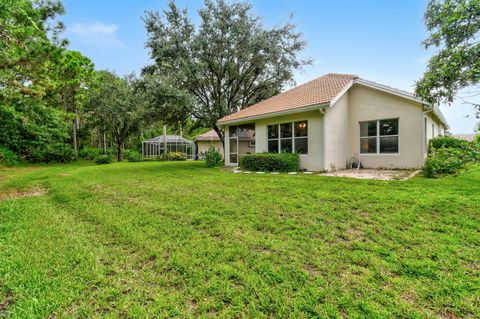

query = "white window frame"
[267,121,308,155]
[359,118,399,155]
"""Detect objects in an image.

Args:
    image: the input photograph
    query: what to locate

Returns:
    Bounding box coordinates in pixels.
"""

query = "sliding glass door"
[229,124,255,165]
[229,126,238,164]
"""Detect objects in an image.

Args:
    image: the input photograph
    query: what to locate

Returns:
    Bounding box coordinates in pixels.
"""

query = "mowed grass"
[0,161,479,318]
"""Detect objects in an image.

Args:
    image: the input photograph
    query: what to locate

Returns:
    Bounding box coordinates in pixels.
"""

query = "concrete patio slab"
[322,169,421,181]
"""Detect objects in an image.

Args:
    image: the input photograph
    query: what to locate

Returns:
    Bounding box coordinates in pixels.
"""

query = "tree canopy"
[0,0,66,101]
[143,0,310,143]
[0,0,75,162]
[416,0,480,116]
[85,71,189,161]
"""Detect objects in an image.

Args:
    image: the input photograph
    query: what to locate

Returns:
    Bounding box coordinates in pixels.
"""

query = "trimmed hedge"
[240,153,299,172]
[167,152,187,161]
[205,146,223,167]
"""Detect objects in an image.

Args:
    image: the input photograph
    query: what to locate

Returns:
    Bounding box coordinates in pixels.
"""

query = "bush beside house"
[240,153,299,172]
[424,136,480,178]
[205,146,223,167]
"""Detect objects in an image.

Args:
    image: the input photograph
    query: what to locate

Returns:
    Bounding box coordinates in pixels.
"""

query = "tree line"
[0,0,308,162]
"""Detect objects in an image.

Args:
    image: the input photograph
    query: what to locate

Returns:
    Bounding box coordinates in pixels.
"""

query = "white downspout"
[422,107,433,166]
[319,108,326,171]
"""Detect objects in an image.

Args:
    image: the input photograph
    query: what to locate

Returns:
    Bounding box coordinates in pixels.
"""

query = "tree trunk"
[213,124,225,148]
[117,141,124,161]
[96,127,100,148]
[163,125,167,160]
[103,126,107,155]
[72,117,78,156]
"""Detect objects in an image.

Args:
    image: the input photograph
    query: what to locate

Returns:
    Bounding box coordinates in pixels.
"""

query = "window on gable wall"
[360,118,399,154]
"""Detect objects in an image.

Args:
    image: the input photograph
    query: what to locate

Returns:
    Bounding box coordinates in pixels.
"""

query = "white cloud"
[68,22,125,48]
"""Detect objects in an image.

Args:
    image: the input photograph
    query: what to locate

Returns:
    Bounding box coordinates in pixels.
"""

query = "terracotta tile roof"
[218,73,358,123]
[195,129,220,141]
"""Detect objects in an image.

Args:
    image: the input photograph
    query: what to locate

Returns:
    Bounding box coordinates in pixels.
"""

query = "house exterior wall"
[347,85,425,169]
[324,92,350,170]
[224,110,324,171]
[197,140,224,157]
[424,112,445,155]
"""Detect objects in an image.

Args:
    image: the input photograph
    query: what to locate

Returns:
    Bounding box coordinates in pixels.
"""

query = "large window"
[360,118,398,154]
[268,121,308,154]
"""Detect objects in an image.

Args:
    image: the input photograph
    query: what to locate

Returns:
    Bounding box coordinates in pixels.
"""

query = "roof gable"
[195,129,220,141]
[218,73,358,124]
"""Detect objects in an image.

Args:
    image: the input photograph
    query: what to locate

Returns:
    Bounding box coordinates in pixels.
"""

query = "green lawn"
[0,161,479,318]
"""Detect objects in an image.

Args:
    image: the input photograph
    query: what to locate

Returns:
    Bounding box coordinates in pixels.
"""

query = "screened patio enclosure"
[142,135,196,159]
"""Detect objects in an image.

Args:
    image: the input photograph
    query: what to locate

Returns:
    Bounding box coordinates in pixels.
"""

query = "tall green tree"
[87,71,193,160]
[0,0,66,101]
[143,0,310,144]
[87,72,133,161]
[0,0,76,162]
[56,50,95,156]
[416,0,480,116]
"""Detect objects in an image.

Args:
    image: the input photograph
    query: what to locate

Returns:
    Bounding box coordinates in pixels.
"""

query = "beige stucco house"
[195,130,224,159]
[217,73,449,171]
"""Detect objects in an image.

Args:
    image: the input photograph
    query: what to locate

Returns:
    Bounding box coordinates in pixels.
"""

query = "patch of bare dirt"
[437,311,462,319]
[304,263,320,277]
[57,173,71,177]
[0,292,13,316]
[0,187,46,200]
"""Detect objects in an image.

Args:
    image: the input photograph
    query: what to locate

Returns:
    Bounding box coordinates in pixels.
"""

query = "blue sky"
[62,0,478,133]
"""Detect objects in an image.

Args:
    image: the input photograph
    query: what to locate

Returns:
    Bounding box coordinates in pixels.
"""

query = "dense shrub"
[167,152,187,161]
[79,147,103,160]
[429,136,469,151]
[424,148,465,178]
[430,136,479,161]
[46,144,75,163]
[429,136,479,161]
[95,155,113,165]
[28,144,75,163]
[126,150,143,162]
[424,136,480,178]
[0,147,19,166]
[205,146,223,167]
[1,101,71,162]
[240,152,299,172]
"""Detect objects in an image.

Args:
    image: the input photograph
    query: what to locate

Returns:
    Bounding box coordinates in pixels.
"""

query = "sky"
[61,0,478,134]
